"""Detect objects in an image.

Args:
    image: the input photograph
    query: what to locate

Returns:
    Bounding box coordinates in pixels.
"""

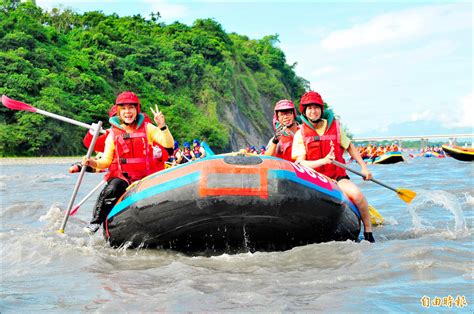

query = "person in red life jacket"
[79,104,170,172]
[82,91,174,234]
[291,91,375,242]
[82,105,118,153]
[73,107,169,174]
[168,140,182,166]
[259,145,266,154]
[265,99,299,161]
[178,141,194,163]
[69,105,120,174]
[192,139,206,159]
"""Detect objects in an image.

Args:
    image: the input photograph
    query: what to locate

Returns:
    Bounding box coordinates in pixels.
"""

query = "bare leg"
[337,179,372,233]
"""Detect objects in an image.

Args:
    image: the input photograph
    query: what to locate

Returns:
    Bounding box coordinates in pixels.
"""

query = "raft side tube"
[106,155,361,254]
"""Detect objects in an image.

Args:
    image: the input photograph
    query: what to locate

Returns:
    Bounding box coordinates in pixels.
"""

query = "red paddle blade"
[2,95,37,113]
[69,205,79,216]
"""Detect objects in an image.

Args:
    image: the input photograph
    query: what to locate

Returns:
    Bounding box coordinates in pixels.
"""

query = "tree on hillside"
[0,2,308,156]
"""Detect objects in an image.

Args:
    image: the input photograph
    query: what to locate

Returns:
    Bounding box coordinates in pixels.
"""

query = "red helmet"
[299,91,324,115]
[274,99,297,116]
[273,99,297,130]
[115,91,140,113]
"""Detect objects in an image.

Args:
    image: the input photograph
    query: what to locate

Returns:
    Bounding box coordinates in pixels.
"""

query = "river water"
[1,155,472,312]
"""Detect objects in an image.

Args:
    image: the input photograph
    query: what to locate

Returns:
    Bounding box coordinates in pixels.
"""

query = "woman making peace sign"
[82,91,174,234]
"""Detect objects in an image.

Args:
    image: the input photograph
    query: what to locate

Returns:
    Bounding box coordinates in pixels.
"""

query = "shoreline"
[0,156,81,165]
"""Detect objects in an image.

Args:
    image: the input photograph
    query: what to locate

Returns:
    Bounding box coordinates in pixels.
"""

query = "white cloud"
[440,92,474,129]
[401,92,473,130]
[285,3,471,136]
[409,110,433,122]
[457,93,474,128]
[321,4,471,51]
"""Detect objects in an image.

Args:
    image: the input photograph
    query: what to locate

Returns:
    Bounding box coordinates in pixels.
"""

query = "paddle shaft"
[59,121,103,232]
[36,109,106,134]
[69,180,106,216]
[332,160,398,193]
[182,153,191,162]
[1,95,106,134]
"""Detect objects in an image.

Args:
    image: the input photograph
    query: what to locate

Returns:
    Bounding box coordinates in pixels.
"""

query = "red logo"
[291,163,333,191]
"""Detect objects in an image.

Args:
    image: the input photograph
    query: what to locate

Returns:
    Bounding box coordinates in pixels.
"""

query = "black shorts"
[336,175,350,181]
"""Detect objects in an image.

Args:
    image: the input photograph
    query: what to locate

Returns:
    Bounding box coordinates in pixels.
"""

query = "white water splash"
[463,192,474,205]
[407,190,468,235]
[117,241,135,253]
[39,205,64,228]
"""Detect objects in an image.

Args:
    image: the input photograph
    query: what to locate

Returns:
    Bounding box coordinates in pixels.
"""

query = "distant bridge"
[352,133,473,142]
[352,133,473,148]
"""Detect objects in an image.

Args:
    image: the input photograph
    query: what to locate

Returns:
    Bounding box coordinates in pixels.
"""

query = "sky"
[35,0,473,137]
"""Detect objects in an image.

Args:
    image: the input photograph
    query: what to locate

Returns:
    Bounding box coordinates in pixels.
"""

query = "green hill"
[0,1,308,156]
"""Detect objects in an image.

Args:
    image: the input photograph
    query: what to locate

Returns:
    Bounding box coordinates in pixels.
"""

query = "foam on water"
[407,189,468,235]
[39,205,64,224]
[463,192,474,205]
[1,158,473,312]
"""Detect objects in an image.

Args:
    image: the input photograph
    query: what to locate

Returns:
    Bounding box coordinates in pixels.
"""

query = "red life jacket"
[105,122,163,183]
[169,148,181,162]
[83,113,154,153]
[193,146,202,158]
[276,133,294,162]
[182,148,192,162]
[83,129,109,153]
[300,119,347,180]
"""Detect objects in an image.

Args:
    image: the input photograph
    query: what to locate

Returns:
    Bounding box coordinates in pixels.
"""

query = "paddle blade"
[369,205,384,226]
[69,205,80,216]
[397,188,417,203]
[2,95,36,112]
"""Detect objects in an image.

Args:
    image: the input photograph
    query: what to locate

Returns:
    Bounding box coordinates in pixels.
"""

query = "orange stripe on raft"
[132,157,292,197]
[199,165,269,199]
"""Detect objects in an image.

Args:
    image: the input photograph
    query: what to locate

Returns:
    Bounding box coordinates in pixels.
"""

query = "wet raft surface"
[106,155,360,255]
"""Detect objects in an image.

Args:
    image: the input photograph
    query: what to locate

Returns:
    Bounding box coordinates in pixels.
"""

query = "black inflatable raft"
[442,144,474,162]
[104,154,361,255]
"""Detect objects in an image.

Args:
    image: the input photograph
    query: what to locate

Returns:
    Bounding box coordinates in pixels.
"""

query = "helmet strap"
[122,120,137,127]
[309,118,322,124]
[303,106,323,124]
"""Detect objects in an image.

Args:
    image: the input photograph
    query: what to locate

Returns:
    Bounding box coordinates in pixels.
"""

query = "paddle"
[332,160,416,203]
[297,162,386,223]
[366,153,377,164]
[369,205,384,225]
[182,153,192,162]
[1,95,106,134]
[69,180,106,216]
[1,95,109,232]
[58,121,103,233]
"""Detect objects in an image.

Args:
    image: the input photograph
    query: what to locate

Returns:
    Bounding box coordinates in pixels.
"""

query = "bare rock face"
[221,96,274,152]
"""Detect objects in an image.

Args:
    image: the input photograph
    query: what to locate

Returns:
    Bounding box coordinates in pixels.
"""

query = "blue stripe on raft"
[268,169,361,218]
[108,158,361,220]
[107,171,201,219]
